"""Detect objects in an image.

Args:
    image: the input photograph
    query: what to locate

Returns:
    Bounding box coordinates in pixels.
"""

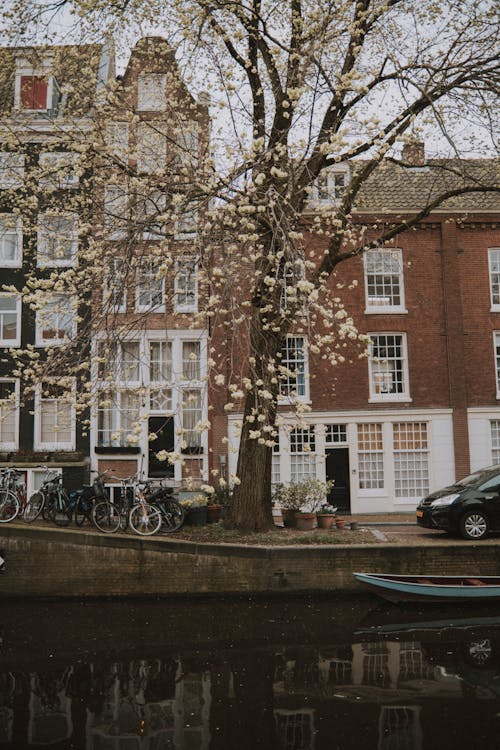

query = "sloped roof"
[354,158,500,213]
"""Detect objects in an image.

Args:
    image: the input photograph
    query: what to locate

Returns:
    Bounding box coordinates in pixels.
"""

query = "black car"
[416,465,500,540]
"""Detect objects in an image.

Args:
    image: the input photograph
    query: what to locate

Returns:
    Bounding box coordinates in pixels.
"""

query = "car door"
[477,472,500,530]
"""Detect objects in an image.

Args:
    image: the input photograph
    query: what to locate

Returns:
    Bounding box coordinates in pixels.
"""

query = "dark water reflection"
[1,596,500,749]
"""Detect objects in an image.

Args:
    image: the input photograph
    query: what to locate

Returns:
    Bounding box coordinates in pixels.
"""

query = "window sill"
[94,446,141,454]
[364,307,408,315]
[0,261,22,268]
[368,396,412,404]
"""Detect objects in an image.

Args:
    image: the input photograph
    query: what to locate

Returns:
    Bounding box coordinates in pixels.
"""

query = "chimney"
[402,140,425,166]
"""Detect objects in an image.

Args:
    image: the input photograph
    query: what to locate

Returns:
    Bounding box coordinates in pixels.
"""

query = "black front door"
[326,448,351,513]
[148,416,175,478]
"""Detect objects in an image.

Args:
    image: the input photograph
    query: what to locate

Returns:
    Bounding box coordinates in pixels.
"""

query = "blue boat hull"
[353,572,500,603]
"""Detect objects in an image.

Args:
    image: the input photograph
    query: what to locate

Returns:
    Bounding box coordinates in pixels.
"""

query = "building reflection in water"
[2,608,500,749]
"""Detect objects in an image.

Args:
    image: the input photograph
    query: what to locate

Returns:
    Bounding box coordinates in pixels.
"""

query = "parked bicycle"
[25,468,71,527]
[67,471,110,527]
[129,483,185,536]
[0,467,26,522]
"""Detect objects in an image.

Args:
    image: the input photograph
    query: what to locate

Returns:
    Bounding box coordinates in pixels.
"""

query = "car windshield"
[455,466,500,488]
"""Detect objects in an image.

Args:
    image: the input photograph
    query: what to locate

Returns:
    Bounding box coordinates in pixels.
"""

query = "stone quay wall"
[2,525,500,599]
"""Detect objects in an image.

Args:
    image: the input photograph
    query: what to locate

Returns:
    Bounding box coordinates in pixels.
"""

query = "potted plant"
[276,479,333,530]
[316,503,338,530]
[181,495,208,525]
[274,482,302,528]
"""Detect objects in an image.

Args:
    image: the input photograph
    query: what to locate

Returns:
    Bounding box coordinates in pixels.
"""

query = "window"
[325,424,347,444]
[0,153,24,189]
[358,423,384,489]
[0,380,18,449]
[175,257,198,312]
[36,294,76,345]
[365,248,405,311]
[393,422,429,499]
[135,190,166,239]
[137,122,166,173]
[174,208,198,238]
[39,152,79,189]
[136,258,164,311]
[272,435,281,487]
[103,257,127,313]
[181,389,202,452]
[174,126,198,170]
[0,215,22,266]
[494,333,500,397]
[369,334,409,400]
[290,427,316,483]
[37,213,78,266]
[137,73,166,111]
[182,340,201,381]
[35,382,74,450]
[97,390,141,447]
[19,75,48,110]
[0,294,21,347]
[492,421,500,464]
[104,184,128,239]
[489,249,500,309]
[119,341,141,382]
[105,121,129,162]
[280,336,307,399]
[150,341,172,413]
[313,168,348,204]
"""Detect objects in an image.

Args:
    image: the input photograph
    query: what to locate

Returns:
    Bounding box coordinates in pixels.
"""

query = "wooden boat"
[353,572,500,603]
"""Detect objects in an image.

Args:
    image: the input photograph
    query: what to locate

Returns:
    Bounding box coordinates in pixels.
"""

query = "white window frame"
[137,73,167,112]
[289,426,317,484]
[489,249,500,311]
[368,333,410,402]
[135,258,165,312]
[105,121,129,162]
[103,257,127,313]
[279,335,309,402]
[0,293,21,347]
[14,65,54,112]
[35,294,77,347]
[392,422,429,502]
[104,184,128,240]
[364,248,406,313]
[312,165,349,205]
[491,420,500,464]
[34,380,76,451]
[175,256,198,313]
[494,332,500,399]
[0,214,22,267]
[0,153,25,189]
[137,122,167,173]
[39,151,79,189]
[136,189,166,240]
[0,378,19,450]
[37,212,78,267]
[357,422,385,492]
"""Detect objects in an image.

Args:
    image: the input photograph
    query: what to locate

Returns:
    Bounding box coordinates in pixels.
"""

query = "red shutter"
[20,76,47,110]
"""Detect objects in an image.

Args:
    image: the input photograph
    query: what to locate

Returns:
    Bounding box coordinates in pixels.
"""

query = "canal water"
[1,596,500,749]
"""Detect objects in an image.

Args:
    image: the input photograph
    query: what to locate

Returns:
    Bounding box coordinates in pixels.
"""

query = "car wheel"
[459,511,489,540]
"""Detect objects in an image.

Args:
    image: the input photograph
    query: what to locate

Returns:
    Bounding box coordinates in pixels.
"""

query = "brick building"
[0,37,499,514]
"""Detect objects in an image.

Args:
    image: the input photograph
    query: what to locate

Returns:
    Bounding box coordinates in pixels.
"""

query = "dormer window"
[312,166,349,205]
[14,56,57,113]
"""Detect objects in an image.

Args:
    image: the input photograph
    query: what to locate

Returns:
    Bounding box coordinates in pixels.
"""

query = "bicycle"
[129,484,185,536]
[0,467,23,522]
[25,468,71,527]
[67,471,110,527]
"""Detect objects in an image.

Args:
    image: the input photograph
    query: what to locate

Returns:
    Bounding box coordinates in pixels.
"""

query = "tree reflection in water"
[1,598,500,749]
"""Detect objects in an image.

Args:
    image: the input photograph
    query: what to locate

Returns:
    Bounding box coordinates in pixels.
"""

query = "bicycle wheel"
[23,491,45,523]
[92,500,121,533]
[47,489,72,527]
[0,489,20,523]
[158,498,185,533]
[74,496,93,527]
[129,502,162,536]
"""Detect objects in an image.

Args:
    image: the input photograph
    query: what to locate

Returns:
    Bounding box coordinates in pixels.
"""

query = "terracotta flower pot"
[295,512,317,531]
[282,509,298,528]
[207,504,222,523]
[335,518,346,530]
[317,514,335,530]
